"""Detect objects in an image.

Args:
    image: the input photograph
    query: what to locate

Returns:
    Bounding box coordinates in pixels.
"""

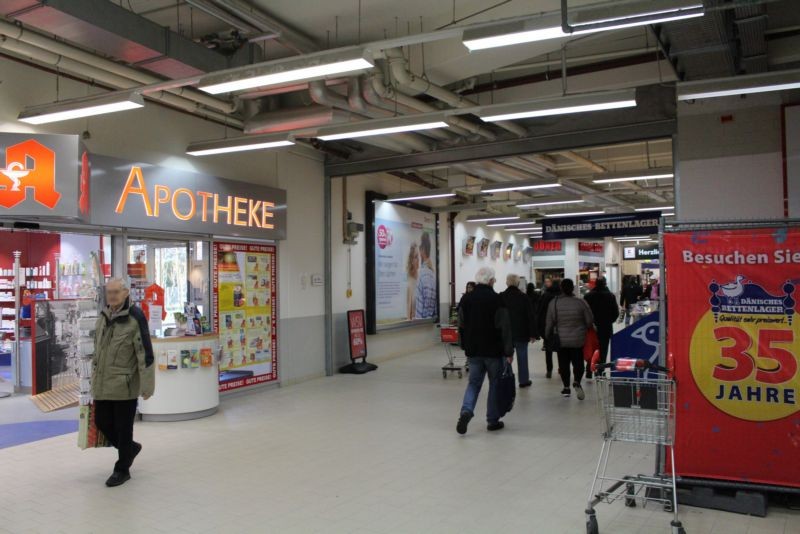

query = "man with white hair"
[456,267,513,434]
[501,274,536,387]
[92,277,155,487]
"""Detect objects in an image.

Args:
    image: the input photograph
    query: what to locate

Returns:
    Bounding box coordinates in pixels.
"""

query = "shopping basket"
[584,356,686,534]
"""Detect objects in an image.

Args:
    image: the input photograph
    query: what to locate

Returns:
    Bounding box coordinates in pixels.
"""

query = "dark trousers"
[545,349,554,374]
[557,347,585,389]
[94,399,138,474]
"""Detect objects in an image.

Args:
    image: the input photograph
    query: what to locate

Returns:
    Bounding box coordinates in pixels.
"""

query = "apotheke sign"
[90,154,286,239]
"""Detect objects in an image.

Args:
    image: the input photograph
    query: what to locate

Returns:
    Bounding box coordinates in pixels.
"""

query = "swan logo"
[0,139,61,209]
[708,277,795,323]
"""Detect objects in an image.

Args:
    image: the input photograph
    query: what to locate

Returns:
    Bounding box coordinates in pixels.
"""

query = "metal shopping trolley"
[439,325,467,378]
[584,356,686,534]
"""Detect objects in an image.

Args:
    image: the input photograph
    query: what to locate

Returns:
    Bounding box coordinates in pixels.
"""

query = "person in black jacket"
[457,267,513,435]
[584,278,620,378]
[536,278,561,378]
[501,274,536,388]
[620,276,643,326]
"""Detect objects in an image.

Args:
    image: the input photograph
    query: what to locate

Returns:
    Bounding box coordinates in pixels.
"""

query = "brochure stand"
[339,309,377,374]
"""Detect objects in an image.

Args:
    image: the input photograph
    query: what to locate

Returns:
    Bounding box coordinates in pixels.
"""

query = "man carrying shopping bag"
[92,278,155,487]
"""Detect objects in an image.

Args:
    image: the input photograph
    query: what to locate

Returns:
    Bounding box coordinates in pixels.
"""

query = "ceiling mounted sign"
[543,212,660,240]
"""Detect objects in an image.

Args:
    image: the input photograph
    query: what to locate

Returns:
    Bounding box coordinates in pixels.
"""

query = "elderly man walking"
[500,274,536,387]
[92,278,155,487]
[457,267,513,434]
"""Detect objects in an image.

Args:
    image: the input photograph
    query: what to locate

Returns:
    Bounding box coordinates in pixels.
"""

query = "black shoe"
[487,421,505,431]
[519,381,532,388]
[585,372,593,380]
[546,371,552,379]
[105,471,131,487]
[574,383,586,401]
[457,411,473,435]
[131,442,142,466]
[561,388,571,397]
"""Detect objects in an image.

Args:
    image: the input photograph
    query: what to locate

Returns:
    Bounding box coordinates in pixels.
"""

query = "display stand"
[339,309,377,374]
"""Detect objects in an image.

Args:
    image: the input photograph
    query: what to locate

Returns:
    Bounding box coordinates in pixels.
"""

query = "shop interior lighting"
[592,168,673,184]
[508,227,541,232]
[187,133,294,156]
[313,114,449,141]
[614,236,652,241]
[635,205,674,212]
[478,90,636,122]
[677,68,800,100]
[18,92,144,124]
[481,181,562,193]
[518,231,543,235]
[386,189,456,202]
[517,199,585,208]
[198,48,374,94]
[662,212,675,217]
[486,221,540,227]
[543,210,605,218]
[467,215,521,222]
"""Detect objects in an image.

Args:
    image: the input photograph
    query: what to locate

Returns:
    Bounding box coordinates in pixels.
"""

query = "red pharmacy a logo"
[0,139,61,209]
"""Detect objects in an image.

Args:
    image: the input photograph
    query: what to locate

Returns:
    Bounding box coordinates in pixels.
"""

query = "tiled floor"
[1,344,798,533]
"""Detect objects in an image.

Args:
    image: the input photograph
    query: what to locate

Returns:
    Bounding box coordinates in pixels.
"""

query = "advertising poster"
[213,242,278,391]
[665,228,800,488]
[374,200,438,327]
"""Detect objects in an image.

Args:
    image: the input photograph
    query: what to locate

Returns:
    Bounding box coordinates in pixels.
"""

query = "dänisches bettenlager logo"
[689,276,799,421]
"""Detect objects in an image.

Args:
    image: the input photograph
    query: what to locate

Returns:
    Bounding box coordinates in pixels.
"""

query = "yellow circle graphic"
[690,310,800,421]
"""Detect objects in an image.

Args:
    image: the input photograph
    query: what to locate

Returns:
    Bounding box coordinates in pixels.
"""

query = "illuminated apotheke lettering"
[115,166,275,229]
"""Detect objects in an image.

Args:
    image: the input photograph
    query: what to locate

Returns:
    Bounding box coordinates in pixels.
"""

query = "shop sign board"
[665,228,800,488]
[532,240,564,254]
[213,241,278,391]
[89,154,287,239]
[623,244,660,260]
[347,309,367,361]
[0,133,88,221]
[579,241,604,255]
[543,212,659,240]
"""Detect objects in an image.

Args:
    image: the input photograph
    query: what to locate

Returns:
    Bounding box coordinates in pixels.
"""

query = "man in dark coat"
[501,275,536,387]
[584,278,620,378]
[536,278,561,378]
[457,267,513,435]
[620,277,643,326]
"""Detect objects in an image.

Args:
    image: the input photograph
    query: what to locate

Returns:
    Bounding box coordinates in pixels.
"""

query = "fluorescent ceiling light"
[18,92,144,124]
[386,189,455,202]
[517,199,585,208]
[614,235,652,241]
[592,168,673,184]
[187,133,294,156]
[508,227,541,232]
[481,181,562,193]
[677,68,800,100]
[479,90,636,122]
[662,212,675,217]
[518,231,543,235]
[543,211,605,218]
[467,216,521,222]
[315,115,449,141]
[198,48,374,94]
[568,1,704,34]
[462,16,565,51]
[486,221,539,227]
[635,206,673,212]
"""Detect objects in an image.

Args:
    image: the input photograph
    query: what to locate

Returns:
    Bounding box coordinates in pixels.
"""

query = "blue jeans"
[514,341,530,384]
[461,357,503,423]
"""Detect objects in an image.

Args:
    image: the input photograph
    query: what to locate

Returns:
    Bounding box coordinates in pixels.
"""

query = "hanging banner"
[665,228,800,488]
[543,212,660,239]
[213,242,278,391]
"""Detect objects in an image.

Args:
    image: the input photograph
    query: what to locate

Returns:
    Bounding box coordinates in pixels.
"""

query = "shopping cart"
[439,325,467,378]
[584,356,686,534]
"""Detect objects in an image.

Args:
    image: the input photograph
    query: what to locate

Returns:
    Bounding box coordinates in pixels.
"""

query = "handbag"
[495,360,516,417]
[78,403,111,450]
[547,297,561,352]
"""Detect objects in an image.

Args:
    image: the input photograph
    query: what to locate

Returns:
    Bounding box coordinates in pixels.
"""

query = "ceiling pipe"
[244,104,350,134]
[385,47,527,138]
[0,35,243,127]
[558,151,607,173]
[0,17,235,114]
[184,0,260,34]
[210,0,318,54]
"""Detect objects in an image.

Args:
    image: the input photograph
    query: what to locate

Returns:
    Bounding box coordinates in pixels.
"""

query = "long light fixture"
[311,113,449,141]
[467,215,521,222]
[486,221,539,227]
[592,168,673,184]
[662,212,675,217]
[508,227,541,232]
[463,15,565,51]
[478,90,636,122]
[635,205,674,212]
[18,92,144,124]
[677,68,800,100]
[198,48,374,94]
[517,199,585,209]
[544,210,605,218]
[481,180,562,193]
[518,231,543,235]
[386,189,456,202]
[614,235,652,241]
[187,133,294,156]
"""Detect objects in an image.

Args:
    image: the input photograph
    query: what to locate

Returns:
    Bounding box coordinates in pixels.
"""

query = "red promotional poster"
[141,283,166,321]
[348,309,367,361]
[665,228,800,488]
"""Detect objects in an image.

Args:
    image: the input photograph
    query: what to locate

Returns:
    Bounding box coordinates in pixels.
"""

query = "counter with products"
[138,333,220,421]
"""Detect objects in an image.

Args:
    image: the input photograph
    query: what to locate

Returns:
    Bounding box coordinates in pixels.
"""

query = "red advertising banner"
[347,309,367,361]
[533,240,563,252]
[665,228,800,488]
[213,242,278,391]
